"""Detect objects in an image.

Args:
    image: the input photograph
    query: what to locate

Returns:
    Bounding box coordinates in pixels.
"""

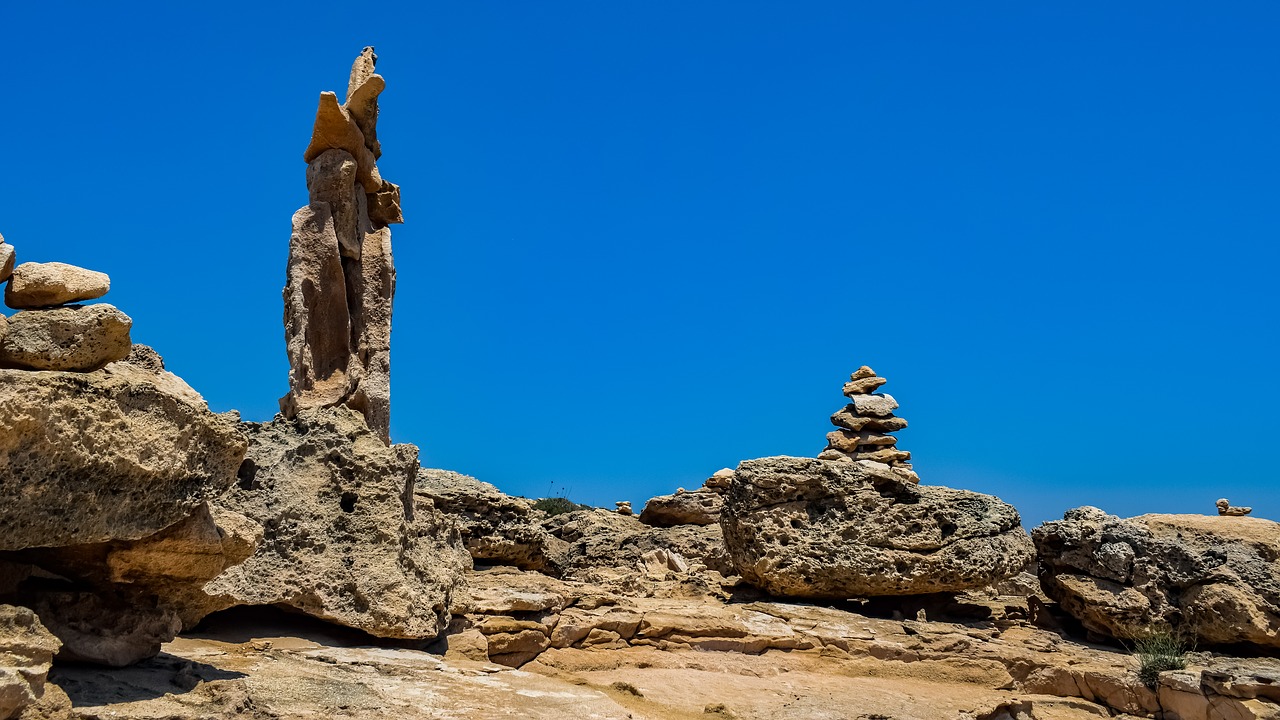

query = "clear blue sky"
[3,2,1277,527]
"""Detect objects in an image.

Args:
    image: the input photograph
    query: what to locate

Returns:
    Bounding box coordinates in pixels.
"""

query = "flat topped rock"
[830,407,907,432]
[0,304,132,371]
[843,375,887,396]
[848,393,898,418]
[5,262,110,309]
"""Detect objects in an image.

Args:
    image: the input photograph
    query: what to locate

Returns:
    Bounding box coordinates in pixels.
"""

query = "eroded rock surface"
[0,605,60,719]
[722,456,1033,598]
[416,469,558,571]
[193,407,469,639]
[4,262,109,310]
[0,305,131,371]
[0,363,247,551]
[1034,507,1280,648]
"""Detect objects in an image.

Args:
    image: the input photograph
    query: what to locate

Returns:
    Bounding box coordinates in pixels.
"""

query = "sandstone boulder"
[0,304,131,371]
[195,407,469,639]
[416,469,559,571]
[4,262,109,309]
[0,605,59,719]
[1033,507,1280,648]
[721,456,1033,598]
[640,489,723,527]
[0,363,248,551]
[0,244,13,284]
[542,508,734,578]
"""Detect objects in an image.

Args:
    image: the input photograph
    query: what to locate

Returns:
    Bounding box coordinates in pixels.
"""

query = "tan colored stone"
[0,243,13,284]
[307,149,361,260]
[1218,498,1253,516]
[640,490,723,527]
[303,91,382,193]
[346,225,395,443]
[367,180,403,227]
[0,363,247,551]
[825,429,897,451]
[0,605,60,720]
[0,304,131,371]
[197,406,468,639]
[849,393,899,417]
[830,407,908,432]
[280,203,353,417]
[4,262,109,309]
[843,375,888,396]
[849,365,877,381]
[345,71,384,159]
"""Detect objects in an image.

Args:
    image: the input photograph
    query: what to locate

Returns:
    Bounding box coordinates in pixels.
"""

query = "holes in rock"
[340,492,358,513]
[236,459,258,491]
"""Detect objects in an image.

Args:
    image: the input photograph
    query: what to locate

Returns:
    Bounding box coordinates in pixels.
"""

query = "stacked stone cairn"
[280,46,404,444]
[0,232,131,371]
[816,366,919,484]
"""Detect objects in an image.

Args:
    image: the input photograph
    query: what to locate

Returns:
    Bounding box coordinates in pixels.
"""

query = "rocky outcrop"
[416,469,560,572]
[0,304,131,371]
[639,470,730,527]
[191,406,469,640]
[0,235,13,283]
[818,366,918,484]
[281,47,403,444]
[0,605,60,720]
[542,508,734,579]
[0,362,246,551]
[722,456,1033,598]
[1033,507,1280,648]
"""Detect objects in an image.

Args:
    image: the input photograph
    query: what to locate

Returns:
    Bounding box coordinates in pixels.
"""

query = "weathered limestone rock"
[0,304,131,371]
[196,407,469,639]
[721,456,1033,598]
[30,590,180,667]
[280,203,353,413]
[1033,507,1280,648]
[416,469,560,572]
[1218,498,1253,516]
[0,605,59,719]
[0,362,248,551]
[4,262,109,309]
[283,49,402,444]
[640,489,723,527]
[0,242,13,284]
[542,508,734,578]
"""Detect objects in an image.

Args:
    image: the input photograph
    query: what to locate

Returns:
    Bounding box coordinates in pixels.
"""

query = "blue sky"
[3,2,1276,527]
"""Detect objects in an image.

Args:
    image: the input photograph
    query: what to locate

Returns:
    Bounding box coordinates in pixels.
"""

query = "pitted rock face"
[1033,507,1280,648]
[193,406,469,640]
[0,304,132,371]
[721,456,1033,598]
[0,363,247,551]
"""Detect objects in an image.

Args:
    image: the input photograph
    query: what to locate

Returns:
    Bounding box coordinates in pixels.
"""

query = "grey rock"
[1033,507,1280,648]
[0,304,131,371]
[541,509,733,578]
[416,468,557,572]
[721,456,1033,598]
[848,393,899,418]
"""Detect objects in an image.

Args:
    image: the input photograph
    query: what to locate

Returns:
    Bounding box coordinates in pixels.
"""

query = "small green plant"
[532,496,586,516]
[1131,629,1189,688]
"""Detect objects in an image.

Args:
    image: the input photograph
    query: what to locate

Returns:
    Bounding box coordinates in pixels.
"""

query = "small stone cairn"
[1217,498,1252,517]
[816,366,919,484]
[0,232,131,372]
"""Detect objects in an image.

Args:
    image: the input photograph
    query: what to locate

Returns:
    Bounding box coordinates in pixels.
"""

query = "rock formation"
[280,46,403,445]
[417,469,560,572]
[189,407,470,640]
[817,366,919,484]
[1217,498,1252,516]
[0,605,62,719]
[722,456,1033,598]
[639,470,731,527]
[1033,507,1280,649]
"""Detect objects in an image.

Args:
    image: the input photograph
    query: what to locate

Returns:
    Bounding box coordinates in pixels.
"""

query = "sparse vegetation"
[531,496,588,516]
[1131,629,1190,688]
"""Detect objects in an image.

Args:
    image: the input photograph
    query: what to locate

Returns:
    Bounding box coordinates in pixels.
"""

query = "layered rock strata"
[817,366,919,484]
[1033,507,1280,649]
[416,469,560,572]
[190,406,469,640]
[280,47,403,444]
[0,604,61,720]
[721,456,1033,598]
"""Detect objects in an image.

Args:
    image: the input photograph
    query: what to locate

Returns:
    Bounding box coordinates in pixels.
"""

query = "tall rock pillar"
[281,47,404,444]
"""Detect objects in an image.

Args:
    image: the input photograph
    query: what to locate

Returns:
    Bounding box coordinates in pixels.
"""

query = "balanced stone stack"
[280,46,404,445]
[0,233,132,372]
[817,366,919,484]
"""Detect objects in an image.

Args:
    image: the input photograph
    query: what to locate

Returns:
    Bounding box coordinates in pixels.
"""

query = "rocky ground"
[2,52,1278,720]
